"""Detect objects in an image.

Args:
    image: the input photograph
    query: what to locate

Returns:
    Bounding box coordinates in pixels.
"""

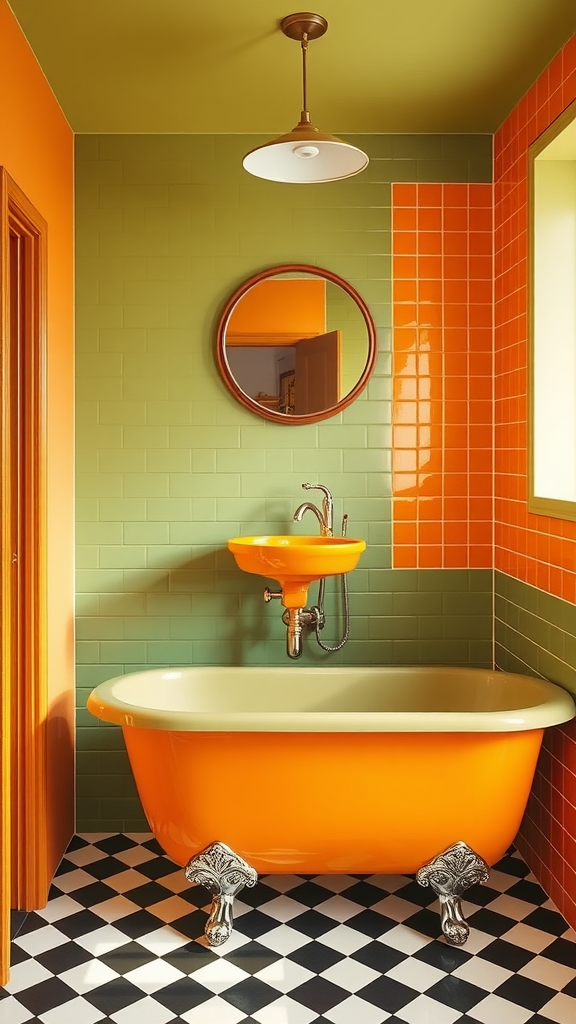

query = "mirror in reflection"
[216,265,376,424]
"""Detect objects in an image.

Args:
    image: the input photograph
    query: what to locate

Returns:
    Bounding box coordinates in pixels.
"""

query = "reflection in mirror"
[216,265,376,425]
[529,97,576,521]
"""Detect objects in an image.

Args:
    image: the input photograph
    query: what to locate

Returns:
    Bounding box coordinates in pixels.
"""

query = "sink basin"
[227,535,366,607]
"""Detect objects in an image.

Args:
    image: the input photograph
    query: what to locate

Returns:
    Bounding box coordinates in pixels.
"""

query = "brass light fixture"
[243,12,369,183]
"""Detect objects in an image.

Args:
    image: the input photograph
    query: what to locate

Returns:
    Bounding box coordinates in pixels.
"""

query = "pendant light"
[243,12,369,184]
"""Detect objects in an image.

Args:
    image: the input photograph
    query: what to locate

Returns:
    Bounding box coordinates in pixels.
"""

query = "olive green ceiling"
[7,0,576,134]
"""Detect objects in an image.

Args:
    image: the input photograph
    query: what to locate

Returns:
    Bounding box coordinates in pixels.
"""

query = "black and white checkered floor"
[1,835,575,1023]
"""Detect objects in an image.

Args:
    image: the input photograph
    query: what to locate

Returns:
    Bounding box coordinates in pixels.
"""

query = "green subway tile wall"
[494,571,576,697]
[494,568,576,925]
[76,133,493,830]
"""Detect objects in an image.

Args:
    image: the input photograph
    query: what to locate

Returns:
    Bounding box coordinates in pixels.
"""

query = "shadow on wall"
[93,543,343,667]
[46,696,75,868]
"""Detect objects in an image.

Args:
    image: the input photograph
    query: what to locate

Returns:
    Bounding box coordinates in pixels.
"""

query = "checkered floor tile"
[2,835,575,1023]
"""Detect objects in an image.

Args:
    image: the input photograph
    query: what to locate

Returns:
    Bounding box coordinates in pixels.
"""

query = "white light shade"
[243,123,369,183]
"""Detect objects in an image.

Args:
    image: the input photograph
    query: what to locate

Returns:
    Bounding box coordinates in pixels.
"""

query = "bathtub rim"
[86,665,576,733]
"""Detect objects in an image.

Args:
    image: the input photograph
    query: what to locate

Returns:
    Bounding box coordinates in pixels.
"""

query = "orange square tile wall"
[494,34,576,603]
[518,720,576,931]
[494,34,576,929]
[391,183,493,569]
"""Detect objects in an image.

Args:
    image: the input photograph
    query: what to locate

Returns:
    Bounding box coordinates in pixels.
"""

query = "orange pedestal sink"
[227,534,366,608]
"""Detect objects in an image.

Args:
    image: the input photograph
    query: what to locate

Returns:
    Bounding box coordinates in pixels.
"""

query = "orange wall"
[495,35,576,602]
[494,34,576,927]
[0,0,75,880]
[391,182,493,569]
[227,278,326,341]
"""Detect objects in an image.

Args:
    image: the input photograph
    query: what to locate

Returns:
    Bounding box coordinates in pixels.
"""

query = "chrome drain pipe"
[284,608,304,659]
[281,606,319,659]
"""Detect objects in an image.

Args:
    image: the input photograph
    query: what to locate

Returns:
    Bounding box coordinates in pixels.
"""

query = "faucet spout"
[293,501,328,535]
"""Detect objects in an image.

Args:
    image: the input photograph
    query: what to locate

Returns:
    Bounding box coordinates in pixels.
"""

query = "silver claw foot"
[184,841,258,946]
[416,841,490,945]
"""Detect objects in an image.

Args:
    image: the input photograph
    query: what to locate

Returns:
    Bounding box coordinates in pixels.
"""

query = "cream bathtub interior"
[87,665,575,875]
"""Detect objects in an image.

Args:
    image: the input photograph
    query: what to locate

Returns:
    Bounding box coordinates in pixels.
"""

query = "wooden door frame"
[0,168,48,984]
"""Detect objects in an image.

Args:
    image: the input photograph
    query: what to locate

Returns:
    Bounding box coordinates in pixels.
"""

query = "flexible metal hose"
[314,514,350,652]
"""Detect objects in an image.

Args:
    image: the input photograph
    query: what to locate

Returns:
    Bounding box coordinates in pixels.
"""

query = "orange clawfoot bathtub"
[88,665,574,944]
[87,665,574,874]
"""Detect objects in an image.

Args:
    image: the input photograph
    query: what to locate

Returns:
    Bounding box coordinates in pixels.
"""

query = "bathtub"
[87,664,574,877]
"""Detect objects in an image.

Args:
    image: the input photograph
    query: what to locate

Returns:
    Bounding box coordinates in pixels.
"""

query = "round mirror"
[215,264,377,424]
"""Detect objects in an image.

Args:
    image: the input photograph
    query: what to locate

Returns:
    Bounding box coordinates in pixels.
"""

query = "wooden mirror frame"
[215,264,377,425]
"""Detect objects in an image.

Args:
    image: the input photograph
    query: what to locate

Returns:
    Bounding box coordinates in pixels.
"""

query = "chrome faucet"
[265,482,354,659]
[293,483,333,537]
